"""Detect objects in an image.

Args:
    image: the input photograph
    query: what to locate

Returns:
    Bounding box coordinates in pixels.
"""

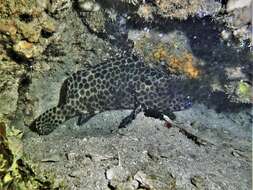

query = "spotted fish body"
[29,53,192,135]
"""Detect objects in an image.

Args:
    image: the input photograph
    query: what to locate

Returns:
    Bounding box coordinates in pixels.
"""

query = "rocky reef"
[0,120,64,189]
[0,0,252,189]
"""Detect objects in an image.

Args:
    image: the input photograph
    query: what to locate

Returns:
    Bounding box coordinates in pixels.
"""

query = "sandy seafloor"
[21,105,252,189]
[17,67,252,189]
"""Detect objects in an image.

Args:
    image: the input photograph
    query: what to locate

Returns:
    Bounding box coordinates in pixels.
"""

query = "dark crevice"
[19,74,32,88]
[41,29,54,38]
[203,91,252,113]
[5,47,33,66]
[0,38,33,66]
[43,43,66,57]
[220,0,229,8]
[14,72,33,125]
[19,13,33,23]
[17,74,32,105]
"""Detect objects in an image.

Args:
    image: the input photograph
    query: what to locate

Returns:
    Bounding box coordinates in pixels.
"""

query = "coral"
[78,0,101,12]
[221,0,252,46]
[13,41,42,59]
[155,0,202,19]
[130,0,251,45]
[224,81,253,104]
[116,0,220,20]
[0,121,64,189]
[153,46,167,61]
[226,0,252,12]
[121,0,140,6]
[0,60,25,119]
[132,34,153,57]
[153,46,200,78]
[0,20,17,41]
[77,0,106,33]
[168,52,200,79]
[82,10,106,33]
[108,0,220,20]
[49,0,72,13]
[235,81,253,103]
[137,4,154,21]
[17,21,41,43]
[131,31,201,78]
[0,0,37,19]
[0,0,58,61]
[14,40,45,59]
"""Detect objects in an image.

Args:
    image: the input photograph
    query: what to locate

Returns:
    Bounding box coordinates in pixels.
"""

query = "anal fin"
[77,113,95,126]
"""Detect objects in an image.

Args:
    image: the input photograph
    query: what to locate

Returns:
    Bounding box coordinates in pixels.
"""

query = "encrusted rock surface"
[0,0,58,62]
[222,0,252,45]
[0,60,25,122]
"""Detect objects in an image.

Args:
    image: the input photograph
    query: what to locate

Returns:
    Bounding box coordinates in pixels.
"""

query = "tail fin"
[29,106,67,135]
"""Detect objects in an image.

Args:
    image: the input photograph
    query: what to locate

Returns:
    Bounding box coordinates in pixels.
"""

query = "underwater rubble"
[0,0,252,189]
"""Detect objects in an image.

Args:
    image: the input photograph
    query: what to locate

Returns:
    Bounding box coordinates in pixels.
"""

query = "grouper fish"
[29,52,192,135]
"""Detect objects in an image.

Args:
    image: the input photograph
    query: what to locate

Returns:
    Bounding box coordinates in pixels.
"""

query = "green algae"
[235,81,252,104]
[0,121,65,190]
